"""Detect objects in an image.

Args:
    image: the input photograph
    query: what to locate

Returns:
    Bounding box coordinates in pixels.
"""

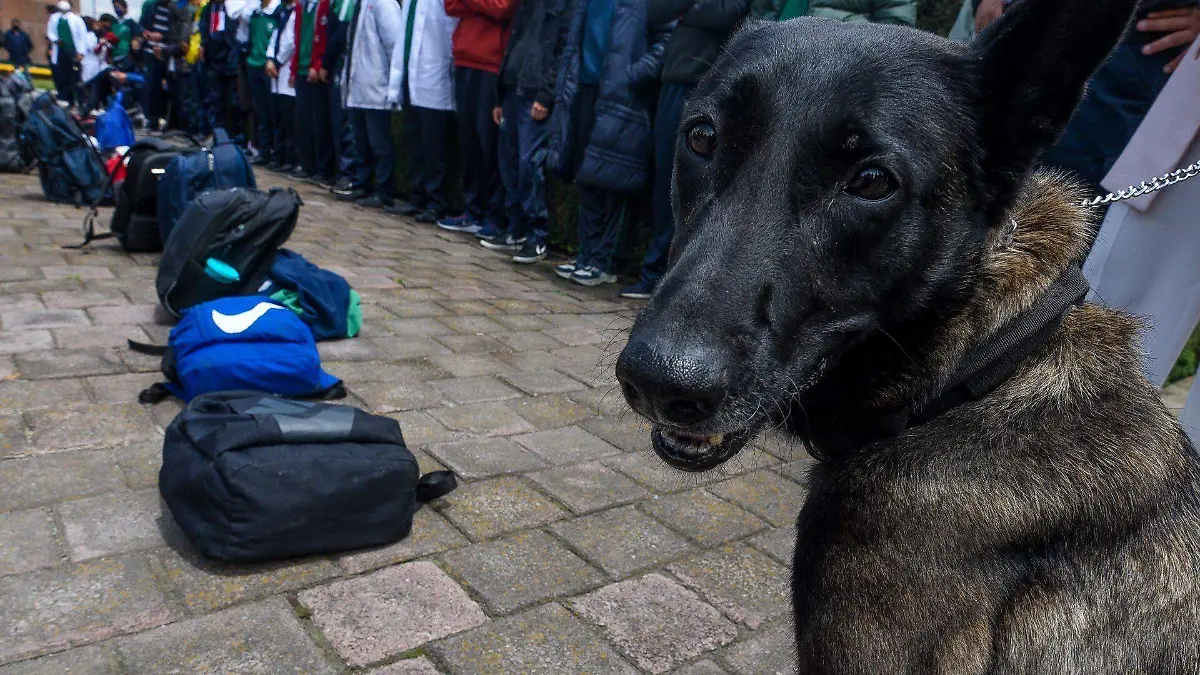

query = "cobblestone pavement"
[0,168,811,674]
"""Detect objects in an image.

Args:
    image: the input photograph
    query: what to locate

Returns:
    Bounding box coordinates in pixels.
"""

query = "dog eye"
[685,123,717,158]
[843,167,897,201]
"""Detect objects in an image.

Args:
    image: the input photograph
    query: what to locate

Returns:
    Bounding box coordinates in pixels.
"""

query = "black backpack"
[109,137,181,252]
[161,391,457,563]
[156,186,301,318]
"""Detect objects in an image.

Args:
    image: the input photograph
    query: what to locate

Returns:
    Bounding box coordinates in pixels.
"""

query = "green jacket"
[755,0,915,24]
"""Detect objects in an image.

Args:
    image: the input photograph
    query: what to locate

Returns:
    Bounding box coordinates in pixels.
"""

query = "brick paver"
[0,169,807,671]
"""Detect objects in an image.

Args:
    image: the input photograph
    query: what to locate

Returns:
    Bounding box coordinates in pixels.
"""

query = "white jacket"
[51,12,89,65]
[267,5,296,96]
[80,32,108,84]
[341,0,403,111]
[387,0,456,111]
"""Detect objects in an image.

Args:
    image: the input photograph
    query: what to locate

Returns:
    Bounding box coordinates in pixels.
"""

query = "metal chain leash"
[1080,159,1200,207]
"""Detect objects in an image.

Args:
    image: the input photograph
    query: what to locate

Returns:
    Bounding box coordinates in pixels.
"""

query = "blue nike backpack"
[133,295,344,404]
[94,93,135,151]
[156,127,256,243]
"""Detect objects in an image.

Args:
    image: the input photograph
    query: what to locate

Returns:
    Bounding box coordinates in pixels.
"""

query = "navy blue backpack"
[19,93,107,205]
[156,127,256,243]
[133,294,344,404]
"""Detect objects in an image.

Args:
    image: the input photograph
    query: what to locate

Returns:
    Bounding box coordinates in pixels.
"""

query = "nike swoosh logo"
[211,302,284,334]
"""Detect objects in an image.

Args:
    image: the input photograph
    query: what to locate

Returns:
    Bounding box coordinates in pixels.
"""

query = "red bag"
[105,153,127,186]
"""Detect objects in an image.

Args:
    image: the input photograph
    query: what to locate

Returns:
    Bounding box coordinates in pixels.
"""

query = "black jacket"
[495,0,569,108]
[650,0,750,85]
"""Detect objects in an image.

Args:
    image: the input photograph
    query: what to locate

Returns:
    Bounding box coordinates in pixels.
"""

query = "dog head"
[615,0,1139,471]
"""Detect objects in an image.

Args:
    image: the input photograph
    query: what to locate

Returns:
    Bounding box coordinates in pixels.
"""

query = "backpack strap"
[416,471,458,503]
[212,127,232,147]
[63,143,131,249]
[127,339,168,356]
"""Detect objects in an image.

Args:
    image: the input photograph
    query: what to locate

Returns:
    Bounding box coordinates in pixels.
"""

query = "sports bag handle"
[212,127,233,147]
[416,471,458,503]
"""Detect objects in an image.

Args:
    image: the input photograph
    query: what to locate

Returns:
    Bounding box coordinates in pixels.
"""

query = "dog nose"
[616,336,728,427]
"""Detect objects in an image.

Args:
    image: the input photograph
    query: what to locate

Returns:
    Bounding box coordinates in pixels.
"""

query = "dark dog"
[615,0,1200,671]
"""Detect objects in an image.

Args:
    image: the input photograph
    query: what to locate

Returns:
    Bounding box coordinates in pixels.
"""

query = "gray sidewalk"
[0,169,807,674]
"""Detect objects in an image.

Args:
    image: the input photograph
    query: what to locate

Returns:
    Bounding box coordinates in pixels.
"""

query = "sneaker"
[437,214,483,234]
[332,177,357,196]
[384,201,421,217]
[252,155,272,167]
[512,239,547,264]
[286,170,311,182]
[306,175,335,190]
[620,279,656,300]
[335,188,367,202]
[571,266,618,287]
[356,194,392,209]
[554,260,578,279]
[415,209,441,224]
[480,232,526,252]
[475,222,502,240]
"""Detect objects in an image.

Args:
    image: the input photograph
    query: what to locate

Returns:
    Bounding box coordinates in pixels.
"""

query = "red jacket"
[443,0,516,74]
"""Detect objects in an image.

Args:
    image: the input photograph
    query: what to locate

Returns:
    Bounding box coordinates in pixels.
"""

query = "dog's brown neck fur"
[872,171,1096,414]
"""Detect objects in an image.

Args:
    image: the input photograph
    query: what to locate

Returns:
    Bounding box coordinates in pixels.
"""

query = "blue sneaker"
[554,259,578,279]
[571,266,618,287]
[437,214,483,234]
[620,278,656,300]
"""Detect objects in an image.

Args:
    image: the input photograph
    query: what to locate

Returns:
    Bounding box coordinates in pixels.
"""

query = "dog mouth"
[652,426,756,472]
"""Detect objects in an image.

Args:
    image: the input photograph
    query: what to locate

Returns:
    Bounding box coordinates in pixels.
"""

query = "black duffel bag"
[161,391,457,563]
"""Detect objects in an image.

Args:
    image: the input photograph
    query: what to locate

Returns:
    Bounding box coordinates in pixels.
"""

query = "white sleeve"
[274,11,295,65]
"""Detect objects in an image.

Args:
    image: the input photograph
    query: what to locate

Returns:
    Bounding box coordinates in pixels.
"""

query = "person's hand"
[974,0,1004,33]
[265,61,278,78]
[318,67,328,83]
[154,46,163,59]
[144,30,162,41]
[531,101,549,121]
[1138,7,1200,73]
[110,70,127,83]
[307,67,319,82]
[75,53,83,62]
[288,74,295,87]
[492,106,502,126]
[196,46,203,60]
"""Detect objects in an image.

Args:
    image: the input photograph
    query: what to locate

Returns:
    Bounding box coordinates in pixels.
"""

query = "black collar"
[807,265,1091,463]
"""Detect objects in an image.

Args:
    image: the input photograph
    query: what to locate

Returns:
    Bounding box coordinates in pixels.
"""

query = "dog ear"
[971,0,1138,217]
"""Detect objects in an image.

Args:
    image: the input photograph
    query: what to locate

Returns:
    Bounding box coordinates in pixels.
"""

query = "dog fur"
[614,0,1200,671]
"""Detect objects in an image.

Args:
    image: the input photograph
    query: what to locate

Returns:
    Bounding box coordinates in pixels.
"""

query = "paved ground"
[0,168,811,674]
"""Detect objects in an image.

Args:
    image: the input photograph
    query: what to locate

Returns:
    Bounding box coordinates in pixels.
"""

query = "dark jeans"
[205,65,240,134]
[272,93,296,166]
[53,49,77,106]
[573,84,624,273]
[640,83,692,284]
[498,91,551,241]
[402,86,451,213]
[142,59,196,132]
[350,107,395,199]
[1042,40,1174,193]
[454,66,501,224]
[330,79,355,180]
[189,62,210,134]
[296,78,334,179]
[247,67,275,159]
